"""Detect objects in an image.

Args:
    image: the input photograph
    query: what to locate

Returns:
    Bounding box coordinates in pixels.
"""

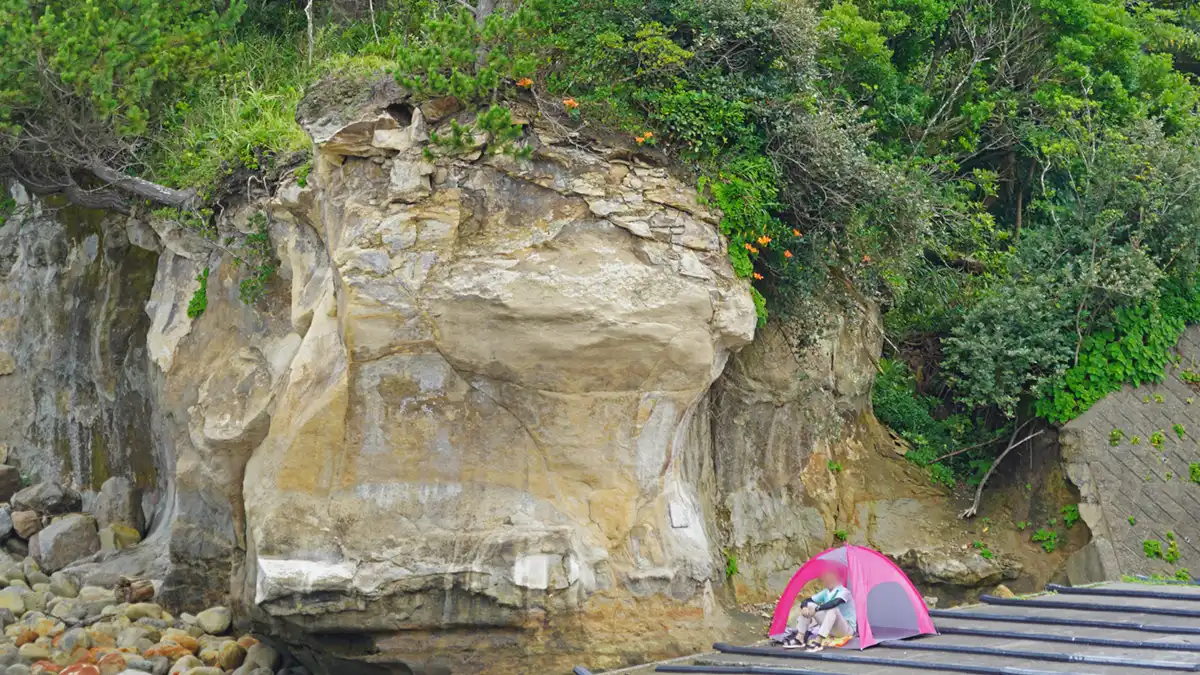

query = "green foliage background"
[4,0,1200,484]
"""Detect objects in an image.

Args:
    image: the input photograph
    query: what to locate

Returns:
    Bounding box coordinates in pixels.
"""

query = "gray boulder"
[93,477,145,533]
[2,539,26,558]
[0,589,23,616]
[48,597,86,622]
[0,507,12,541]
[49,571,78,598]
[30,514,99,572]
[12,483,80,515]
[123,655,157,671]
[243,643,280,671]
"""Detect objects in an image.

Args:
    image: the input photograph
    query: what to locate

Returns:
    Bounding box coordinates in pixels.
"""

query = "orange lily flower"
[562,98,579,109]
[784,250,793,258]
[516,78,534,87]
[753,272,764,280]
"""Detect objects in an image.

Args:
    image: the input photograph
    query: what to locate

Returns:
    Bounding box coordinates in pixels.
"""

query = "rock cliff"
[0,74,1092,675]
[4,75,759,673]
[240,79,756,673]
[0,192,161,503]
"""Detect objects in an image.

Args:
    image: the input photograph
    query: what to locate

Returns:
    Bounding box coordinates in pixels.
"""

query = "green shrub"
[234,213,275,305]
[0,0,246,138]
[639,87,752,160]
[1037,284,1200,423]
[724,549,739,579]
[972,540,994,559]
[187,268,211,319]
[872,358,999,485]
[149,33,312,190]
[1032,528,1059,554]
[389,5,535,158]
[294,160,312,188]
[1150,431,1166,449]
[1145,539,1163,559]
[749,288,768,327]
[1061,505,1080,529]
[0,195,14,227]
[1165,532,1181,564]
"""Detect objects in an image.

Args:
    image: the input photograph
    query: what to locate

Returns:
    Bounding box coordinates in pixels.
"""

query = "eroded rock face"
[712,309,1030,603]
[0,189,161,497]
[234,80,756,673]
[711,310,879,597]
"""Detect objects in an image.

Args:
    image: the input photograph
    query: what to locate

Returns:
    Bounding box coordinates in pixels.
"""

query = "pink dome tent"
[769,544,936,648]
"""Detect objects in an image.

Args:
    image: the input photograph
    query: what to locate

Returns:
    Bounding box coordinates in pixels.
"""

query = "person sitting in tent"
[791,569,856,651]
[769,545,937,651]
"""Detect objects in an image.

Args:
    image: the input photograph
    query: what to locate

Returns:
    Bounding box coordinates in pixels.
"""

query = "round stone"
[194,607,230,636]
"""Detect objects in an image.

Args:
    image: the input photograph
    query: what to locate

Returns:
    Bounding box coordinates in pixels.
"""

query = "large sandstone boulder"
[11,511,40,539]
[31,514,100,572]
[234,79,757,674]
[893,546,1018,587]
[0,77,1093,675]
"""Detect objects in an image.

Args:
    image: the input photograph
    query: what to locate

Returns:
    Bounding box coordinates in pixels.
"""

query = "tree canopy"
[2,0,1199,486]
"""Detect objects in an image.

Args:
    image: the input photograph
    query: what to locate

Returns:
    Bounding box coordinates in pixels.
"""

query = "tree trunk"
[476,0,498,26]
[88,163,197,209]
[305,0,315,66]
